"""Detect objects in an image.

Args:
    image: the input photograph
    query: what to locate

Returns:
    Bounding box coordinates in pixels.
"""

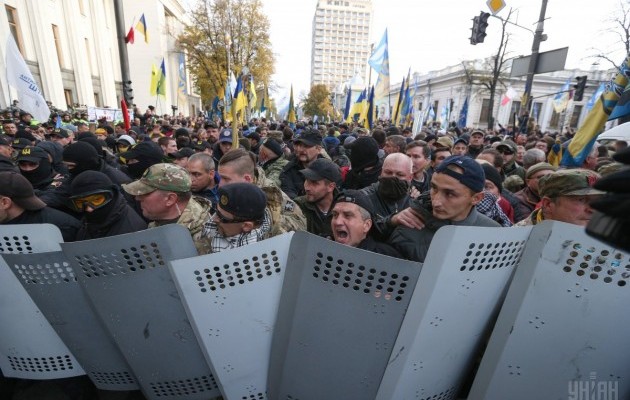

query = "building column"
[61,0,94,106]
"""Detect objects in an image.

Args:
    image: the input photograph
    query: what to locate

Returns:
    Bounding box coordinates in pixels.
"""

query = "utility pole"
[113,0,133,105]
[522,0,548,115]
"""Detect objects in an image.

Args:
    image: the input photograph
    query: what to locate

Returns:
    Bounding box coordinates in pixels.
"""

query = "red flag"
[125,27,135,44]
[121,99,131,131]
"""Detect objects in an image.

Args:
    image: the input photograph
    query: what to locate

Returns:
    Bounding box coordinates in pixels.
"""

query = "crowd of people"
[0,105,628,399]
[1,105,627,264]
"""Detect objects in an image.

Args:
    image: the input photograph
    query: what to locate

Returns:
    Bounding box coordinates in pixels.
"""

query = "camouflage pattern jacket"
[151,196,213,254]
[254,167,306,235]
[261,156,289,188]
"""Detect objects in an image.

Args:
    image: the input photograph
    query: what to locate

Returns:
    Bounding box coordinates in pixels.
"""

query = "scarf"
[202,208,272,253]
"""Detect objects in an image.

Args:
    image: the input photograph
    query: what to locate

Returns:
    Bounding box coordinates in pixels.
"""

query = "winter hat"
[70,170,116,197]
[262,138,283,157]
[347,137,379,171]
[62,141,100,175]
[481,163,503,193]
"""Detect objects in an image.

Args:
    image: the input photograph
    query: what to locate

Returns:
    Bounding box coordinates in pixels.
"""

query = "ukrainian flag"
[136,14,148,43]
[561,54,630,167]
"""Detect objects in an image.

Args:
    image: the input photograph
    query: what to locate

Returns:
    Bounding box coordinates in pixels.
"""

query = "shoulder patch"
[284,201,295,212]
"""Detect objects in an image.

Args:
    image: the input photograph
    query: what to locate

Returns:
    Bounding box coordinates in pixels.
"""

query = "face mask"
[378,176,410,201]
[20,158,53,186]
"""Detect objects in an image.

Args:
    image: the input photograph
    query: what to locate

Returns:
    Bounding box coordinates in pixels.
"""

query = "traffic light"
[574,75,588,102]
[470,12,490,45]
[123,80,134,104]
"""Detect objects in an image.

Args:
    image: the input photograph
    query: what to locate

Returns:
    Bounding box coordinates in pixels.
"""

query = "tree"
[178,0,274,106]
[302,84,333,118]
[591,0,630,69]
[474,9,514,129]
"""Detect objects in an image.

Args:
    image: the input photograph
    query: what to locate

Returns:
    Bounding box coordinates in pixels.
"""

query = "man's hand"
[391,207,426,230]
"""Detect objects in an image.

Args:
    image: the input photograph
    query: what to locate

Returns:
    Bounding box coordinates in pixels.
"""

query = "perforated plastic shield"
[60,225,221,400]
[3,251,139,390]
[268,232,422,400]
[469,221,630,400]
[0,224,85,379]
[375,226,532,400]
[170,233,294,400]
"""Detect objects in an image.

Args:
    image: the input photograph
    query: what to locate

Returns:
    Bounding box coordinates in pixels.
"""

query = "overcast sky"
[262,0,625,107]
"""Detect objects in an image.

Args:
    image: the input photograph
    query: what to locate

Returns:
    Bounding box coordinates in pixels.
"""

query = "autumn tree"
[302,84,333,118]
[178,0,274,105]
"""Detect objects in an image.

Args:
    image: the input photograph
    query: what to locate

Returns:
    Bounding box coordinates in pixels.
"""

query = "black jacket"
[357,236,402,258]
[75,193,147,240]
[294,194,335,239]
[343,160,382,190]
[360,182,411,241]
[6,207,81,242]
[280,156,324,199]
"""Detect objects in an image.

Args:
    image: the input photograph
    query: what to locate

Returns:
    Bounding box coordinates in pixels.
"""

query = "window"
[5,5,25,55]
[570,105,583,128]
[509,101,521,118]
[64,89,73,108]
[532,102,543,121]
[94,93,101,107]
[52,24,64,68]
[479,99,491,124]
[549,110,560,129]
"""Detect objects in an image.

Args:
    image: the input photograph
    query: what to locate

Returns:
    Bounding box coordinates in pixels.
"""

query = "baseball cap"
[435,155,485,193]
[0,172,46,210]
[496,140,517,154]
[50,128,70,138]
[16,146,49,163]
[294,130,323,147]
[470,130,485,138]
[300,158,341,183]
[122,163,191,195]
[454,137,469,146]
[538,169,605,198]
[192,140,212,151]
[11,138,31,150]
[525,162,557,180]
[436,136,454,149]
[218,129,234,143]
[171,147,195,159]
[217,183,267,221]
[0,135,11,146]
[334,190,374,216]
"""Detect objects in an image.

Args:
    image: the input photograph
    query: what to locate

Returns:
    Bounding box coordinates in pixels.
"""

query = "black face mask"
[84,193,118,224]
[126,159,155,179]
[378,176,410,201]
[20,158,53,186]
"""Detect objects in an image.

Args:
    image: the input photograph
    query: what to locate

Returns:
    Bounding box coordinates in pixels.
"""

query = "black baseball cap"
[300,158,341,183]
[435,155,485,193]
[294,130,323,147]
[17,146,49,163]
[171,147,195,159]
[50,128,70,138]
[334,189,374,216]
[119,141,163,161]
[0,172,46,210]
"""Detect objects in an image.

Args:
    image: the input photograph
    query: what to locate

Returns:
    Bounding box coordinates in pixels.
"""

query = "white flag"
[5,35,50,122]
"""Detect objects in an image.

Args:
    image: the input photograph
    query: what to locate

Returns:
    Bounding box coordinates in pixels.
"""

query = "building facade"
[382,59,614,133]
[310,0,372,91]
[0,0,201,119]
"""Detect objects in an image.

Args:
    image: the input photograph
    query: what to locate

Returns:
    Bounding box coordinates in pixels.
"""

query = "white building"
[384,59,614,133]
[310,0,372,90]
[0,0,201,119]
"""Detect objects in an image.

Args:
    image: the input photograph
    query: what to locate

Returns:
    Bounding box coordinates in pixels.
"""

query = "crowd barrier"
[0,221,627,400]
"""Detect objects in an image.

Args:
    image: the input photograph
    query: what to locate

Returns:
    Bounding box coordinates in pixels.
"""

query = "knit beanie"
[70,170,115,197]
[348,137,379,171]
[63,141,100,176]
[262,138,283,157]
[481,163,503,193]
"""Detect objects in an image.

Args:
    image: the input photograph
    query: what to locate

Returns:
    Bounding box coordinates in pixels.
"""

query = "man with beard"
[360,153,413,241]
[16,146,65,195]
[294,158,341,238]
[69,171,146,240]
[280,129,324,199]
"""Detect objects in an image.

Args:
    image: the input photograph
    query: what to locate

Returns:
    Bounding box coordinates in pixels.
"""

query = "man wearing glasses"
[122,163,212,254]
[496,139,525,180]
[199,182,271,253]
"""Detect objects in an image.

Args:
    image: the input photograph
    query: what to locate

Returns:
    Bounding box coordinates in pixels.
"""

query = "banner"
[86,106,133,122]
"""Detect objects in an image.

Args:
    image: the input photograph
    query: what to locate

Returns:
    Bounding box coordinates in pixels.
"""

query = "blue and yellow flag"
[343,86,352,121]
[391,77,405,125]
[552,78,572,113]
[561,54,630,167]
[135,14,148,43]
[233,74,247,119]
[287,85,296,123]
[156,58,166,96]
[364,86,375,130]
[177,53,187,96]
[348,89,366,123]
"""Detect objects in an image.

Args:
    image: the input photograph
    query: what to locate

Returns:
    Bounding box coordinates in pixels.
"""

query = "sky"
[262,0,626,109]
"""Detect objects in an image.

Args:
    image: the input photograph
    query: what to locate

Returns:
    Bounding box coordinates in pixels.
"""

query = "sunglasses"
[214,208,247,224]
[70,191,113,212]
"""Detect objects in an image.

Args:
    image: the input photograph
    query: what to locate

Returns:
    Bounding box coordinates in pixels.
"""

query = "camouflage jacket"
[254,167,306,235]
[262,156,289,188]
[151,196,213,254]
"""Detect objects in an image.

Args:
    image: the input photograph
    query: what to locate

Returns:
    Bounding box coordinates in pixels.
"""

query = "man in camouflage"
[122,163,212,254]
[216,148,306,235]
[515,169,604,227]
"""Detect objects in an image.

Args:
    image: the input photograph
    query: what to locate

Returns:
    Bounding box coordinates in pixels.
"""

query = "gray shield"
[376,225,532,399]
[0,224,85,379]
[3,250,139,390]
[268,232,422,399]
[469,221,630,399]
[60,224,221,400]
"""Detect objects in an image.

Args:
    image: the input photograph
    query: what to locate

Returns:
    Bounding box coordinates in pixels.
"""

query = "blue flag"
[343,85,352,121]
[458,97,468,128]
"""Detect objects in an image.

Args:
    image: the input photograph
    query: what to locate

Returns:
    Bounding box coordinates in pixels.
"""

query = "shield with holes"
[268,232,422,399]
[60,224,221,400]
[3,250,139,390]
[469,221,630,399]
[375,225,532,400]
[170,232,294,400]
[0,224,85,379]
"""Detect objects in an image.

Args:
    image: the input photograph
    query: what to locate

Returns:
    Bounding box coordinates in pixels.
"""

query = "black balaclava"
[70,170,117,224]
[62,142,100,177]
[20,157,53,187]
